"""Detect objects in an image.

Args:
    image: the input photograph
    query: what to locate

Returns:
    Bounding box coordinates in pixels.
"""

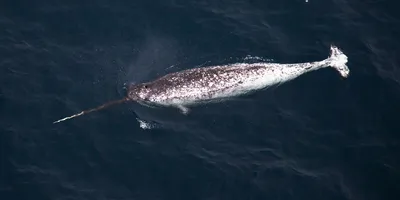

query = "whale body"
[128,45,349,114]
[53,45,349,124]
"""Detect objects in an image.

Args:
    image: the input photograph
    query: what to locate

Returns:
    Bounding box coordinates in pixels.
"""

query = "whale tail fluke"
[328,45,349,78]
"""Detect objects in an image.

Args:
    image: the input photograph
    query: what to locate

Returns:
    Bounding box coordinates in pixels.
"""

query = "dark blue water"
[1,0,399,199]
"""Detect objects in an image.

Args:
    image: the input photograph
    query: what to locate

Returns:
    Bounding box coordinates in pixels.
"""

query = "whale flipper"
[177,105,190,115]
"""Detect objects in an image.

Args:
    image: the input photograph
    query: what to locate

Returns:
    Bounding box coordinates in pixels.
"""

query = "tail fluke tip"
[328,45,350,78]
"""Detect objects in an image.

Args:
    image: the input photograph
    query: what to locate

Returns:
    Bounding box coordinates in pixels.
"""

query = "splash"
[243,55,274,62]
[136,118,159,130]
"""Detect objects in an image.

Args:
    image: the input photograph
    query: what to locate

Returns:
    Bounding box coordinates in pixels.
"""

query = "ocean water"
[1,0,400,200]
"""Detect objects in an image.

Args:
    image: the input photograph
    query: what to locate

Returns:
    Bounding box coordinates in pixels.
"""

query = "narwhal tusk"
[53,97,130,124]
[53,111,85,124]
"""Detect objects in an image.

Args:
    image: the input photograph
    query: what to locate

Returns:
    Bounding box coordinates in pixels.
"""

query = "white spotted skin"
[128,45,349,112]
[135,60,326,107]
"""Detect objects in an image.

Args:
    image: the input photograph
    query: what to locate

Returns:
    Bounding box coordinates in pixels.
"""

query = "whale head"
[127,83,153,102]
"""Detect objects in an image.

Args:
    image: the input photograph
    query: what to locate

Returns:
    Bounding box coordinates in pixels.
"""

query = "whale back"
[143,64,269,105]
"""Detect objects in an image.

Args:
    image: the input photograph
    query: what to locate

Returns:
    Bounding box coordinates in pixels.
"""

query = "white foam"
[244,55,274,62]
[136,118,157,130]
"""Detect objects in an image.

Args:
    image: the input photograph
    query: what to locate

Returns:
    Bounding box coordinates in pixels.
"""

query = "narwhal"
[53,45,349,124]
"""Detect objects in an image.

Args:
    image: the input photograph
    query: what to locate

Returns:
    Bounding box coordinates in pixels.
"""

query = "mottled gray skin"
[128,45,349,114]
